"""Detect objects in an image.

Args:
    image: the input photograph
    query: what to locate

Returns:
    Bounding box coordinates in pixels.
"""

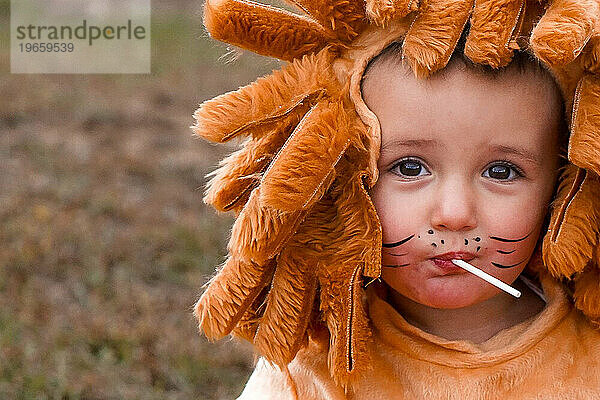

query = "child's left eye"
[390,157,430,179]
[482,162,523,181]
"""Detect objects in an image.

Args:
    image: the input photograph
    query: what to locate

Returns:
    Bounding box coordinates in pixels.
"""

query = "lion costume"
[192,0,600,398]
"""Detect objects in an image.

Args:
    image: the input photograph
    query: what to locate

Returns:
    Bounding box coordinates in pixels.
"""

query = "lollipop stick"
[451,259,521,298]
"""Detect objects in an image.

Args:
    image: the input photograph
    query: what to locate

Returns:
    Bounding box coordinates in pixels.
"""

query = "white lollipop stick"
[451,259,521,298]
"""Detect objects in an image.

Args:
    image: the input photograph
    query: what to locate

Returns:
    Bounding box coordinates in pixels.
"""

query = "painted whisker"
[382,234,415,248]
[489,230,532,243]
[491,258,528,268]
[497,249,515,254]
[384,264,410,268]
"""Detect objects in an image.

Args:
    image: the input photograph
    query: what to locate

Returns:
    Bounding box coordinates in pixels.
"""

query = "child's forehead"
[362,59,563,168]
[368,69,558,122]
[365,55,558,99]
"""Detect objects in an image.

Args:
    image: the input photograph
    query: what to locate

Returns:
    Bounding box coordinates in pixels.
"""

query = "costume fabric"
[191,0,600,393]
[239,257,600,399]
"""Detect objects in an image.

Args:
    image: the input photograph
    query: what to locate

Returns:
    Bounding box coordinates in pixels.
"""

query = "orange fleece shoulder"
[238,274,600,399]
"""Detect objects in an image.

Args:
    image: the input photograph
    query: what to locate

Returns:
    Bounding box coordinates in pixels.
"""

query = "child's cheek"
[373,190,420,267]
[380,229,418,268]
[482,199,546,271]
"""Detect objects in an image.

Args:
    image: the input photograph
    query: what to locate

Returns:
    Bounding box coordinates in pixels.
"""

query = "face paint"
[382,234,415,248]
[365,53,559,309]
[491,259,529,268]
[488,229,536,269]
[489,231,532,243]
[382,234,415,268]
[384,263,411,268]
[497,249,515,254]
[377,225,542,307]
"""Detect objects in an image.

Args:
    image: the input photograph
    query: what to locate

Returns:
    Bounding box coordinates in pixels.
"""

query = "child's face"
[362,60,561,309]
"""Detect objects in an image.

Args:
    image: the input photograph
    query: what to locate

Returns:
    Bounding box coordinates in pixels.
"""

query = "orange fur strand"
[402,0,474,78]
[203,0,333,61]
[465,0,526,68]
[543,165,600,278]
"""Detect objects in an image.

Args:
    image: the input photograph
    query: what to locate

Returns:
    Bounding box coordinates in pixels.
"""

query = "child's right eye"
[390,157,430,179]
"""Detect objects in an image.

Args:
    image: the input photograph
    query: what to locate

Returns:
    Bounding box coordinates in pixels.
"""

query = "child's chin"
[427,299,479,310]
[421,279,493,308]
[423,296,476,310]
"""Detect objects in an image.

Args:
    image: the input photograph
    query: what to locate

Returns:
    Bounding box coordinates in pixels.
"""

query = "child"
[362,38,562,345]
[193,1,600,398]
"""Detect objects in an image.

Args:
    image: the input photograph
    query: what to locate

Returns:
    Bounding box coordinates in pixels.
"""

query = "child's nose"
[430,178,477,232]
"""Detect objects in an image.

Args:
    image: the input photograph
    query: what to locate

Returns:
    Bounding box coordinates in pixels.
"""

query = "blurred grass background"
[0,0,288,398]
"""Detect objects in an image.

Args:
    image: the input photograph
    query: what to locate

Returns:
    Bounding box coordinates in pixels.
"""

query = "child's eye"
[390,157,430,179]
[482,162,523,181]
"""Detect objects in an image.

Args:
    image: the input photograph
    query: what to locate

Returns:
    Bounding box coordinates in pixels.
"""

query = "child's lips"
[431,251,476,261]
[430,252,476,274]
[430,259,468,273]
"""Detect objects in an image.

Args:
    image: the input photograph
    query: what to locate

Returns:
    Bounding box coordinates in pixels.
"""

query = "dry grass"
[0,1,286,398]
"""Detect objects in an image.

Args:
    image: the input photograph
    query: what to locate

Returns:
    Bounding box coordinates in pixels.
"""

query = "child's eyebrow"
[489,144,541,166]
[380,140,541,166]
[380,139,438,156]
